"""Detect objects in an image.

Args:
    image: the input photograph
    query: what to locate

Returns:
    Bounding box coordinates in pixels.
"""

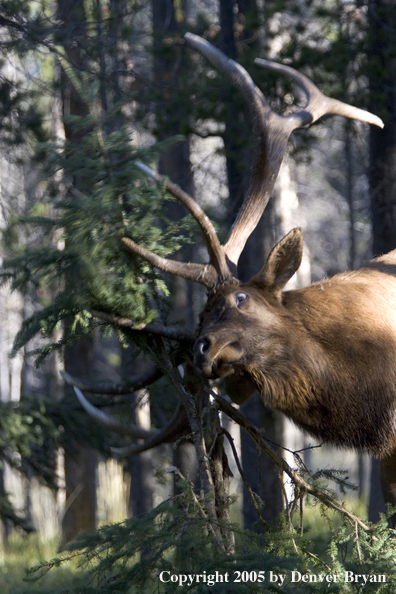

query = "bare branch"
[167,466,211,520]
[222,427,269,532]
[158,357,226,549]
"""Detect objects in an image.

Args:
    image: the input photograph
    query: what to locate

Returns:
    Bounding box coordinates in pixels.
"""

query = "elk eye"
[235,292,248,306]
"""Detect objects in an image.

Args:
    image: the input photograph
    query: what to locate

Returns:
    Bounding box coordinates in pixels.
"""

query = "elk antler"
[134,161,230,282]
[123,33,383,284]
[61,366,163,394]
[65,377,189,455]
[184,33,384,270]
[254,59,384,129]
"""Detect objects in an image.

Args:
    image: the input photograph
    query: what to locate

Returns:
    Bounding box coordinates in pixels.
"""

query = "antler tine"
[72,384,188,450]
[135,161,231,281]
[121,154,234,288]
[185,33,270,117]
[111,401,189,456]
[121,237,218,288]
[61,368,162,394]
[255,59,385,129]
[73,385,151,438]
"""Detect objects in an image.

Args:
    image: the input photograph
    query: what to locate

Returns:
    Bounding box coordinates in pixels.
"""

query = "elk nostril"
[199,337,211,355]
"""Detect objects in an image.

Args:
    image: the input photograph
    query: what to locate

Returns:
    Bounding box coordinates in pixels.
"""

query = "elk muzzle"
[193,333,244,379]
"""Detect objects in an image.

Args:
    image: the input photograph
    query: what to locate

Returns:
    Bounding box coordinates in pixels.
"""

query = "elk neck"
[250,267,396,456]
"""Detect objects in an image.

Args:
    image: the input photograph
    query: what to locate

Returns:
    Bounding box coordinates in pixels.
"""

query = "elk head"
[193,228,304,403]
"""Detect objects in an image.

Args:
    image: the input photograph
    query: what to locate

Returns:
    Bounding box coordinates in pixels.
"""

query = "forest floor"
[0,533,86,593]
[0,497,368,593]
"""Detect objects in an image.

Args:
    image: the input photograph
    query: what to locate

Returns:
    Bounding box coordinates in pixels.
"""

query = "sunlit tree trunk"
[128,390,154,518]
[0,129,28,541]
[57,0,98,544]
[275,158,312,497]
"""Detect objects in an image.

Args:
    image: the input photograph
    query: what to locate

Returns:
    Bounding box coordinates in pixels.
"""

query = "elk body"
[71,34,396,516]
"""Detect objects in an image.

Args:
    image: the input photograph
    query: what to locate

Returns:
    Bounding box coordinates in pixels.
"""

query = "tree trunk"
[152,0,199,490]
[367,0,396,522]
[57,0,98,544]
[345,125,356,270]
[173,442,199,493]
[128,391,154,518]
[241,395,284,529]
[369,1,396,258]
[61,335,98,544]
[219,0,284,530]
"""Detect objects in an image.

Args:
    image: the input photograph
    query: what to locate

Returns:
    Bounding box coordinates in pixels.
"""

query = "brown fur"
[194,229,396,461]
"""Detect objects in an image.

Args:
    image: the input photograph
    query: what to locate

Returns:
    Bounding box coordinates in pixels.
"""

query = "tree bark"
[152,0,199,490]
[61,335,98,544]
[57,0,98,544]
[127,391,154,518]
[367,0,396,522]
[368,0,396,257]
[241,396,284,529]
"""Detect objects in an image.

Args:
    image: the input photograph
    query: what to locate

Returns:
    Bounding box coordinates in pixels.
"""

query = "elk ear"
[251,228,303,296]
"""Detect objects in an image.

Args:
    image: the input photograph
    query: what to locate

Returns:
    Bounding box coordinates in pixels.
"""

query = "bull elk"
[70,34,395,516]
